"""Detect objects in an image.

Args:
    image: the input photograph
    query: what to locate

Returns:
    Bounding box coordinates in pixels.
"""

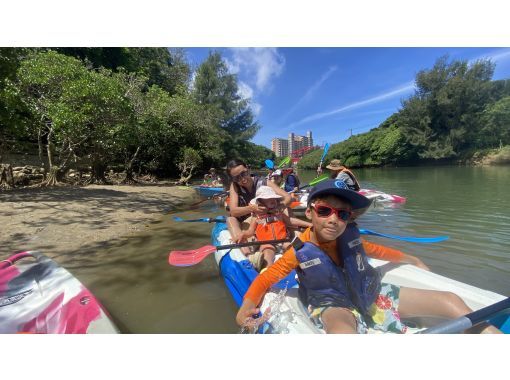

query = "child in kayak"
[236,186,312,271]
[236,179,501,334]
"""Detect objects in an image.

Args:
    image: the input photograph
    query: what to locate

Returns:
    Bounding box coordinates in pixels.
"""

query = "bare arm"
[228,182,255,218]
[236,219,257,242]
[283,214,312,229]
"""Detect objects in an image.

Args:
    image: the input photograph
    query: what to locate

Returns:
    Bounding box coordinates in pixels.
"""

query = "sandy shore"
[0,184,196,258]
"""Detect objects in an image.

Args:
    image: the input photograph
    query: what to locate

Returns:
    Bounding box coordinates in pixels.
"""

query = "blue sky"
[186,47,510,148]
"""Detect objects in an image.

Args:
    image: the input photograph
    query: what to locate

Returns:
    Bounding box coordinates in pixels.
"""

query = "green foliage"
[192,51,260,143]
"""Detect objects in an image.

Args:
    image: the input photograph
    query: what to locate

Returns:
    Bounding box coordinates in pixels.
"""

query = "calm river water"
[61,165,510,333]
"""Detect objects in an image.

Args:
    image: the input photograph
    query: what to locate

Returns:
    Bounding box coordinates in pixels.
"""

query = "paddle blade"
[320,143,330,161]
[310,173,329,186]
[265,159,275,169]
[359,229,449,243]
[173,216,184,222]
[277,156,290,168]
[168,245,217,266]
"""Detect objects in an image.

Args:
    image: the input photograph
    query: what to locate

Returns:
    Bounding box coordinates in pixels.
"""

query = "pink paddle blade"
[168,245,217,267]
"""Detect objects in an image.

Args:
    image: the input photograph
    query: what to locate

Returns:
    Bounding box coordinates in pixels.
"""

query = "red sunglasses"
[310,203,352,221]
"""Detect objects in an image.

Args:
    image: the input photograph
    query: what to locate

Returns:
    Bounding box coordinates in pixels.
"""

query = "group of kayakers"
[217,157,502,334]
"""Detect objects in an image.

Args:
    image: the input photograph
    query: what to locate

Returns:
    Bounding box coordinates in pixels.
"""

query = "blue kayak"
[210,220,510,334]
[193,186,225,198]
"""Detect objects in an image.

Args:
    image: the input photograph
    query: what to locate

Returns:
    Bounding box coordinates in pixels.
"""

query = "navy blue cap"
[308,179,372,214]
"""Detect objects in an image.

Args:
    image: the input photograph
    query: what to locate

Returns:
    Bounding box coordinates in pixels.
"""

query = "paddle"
[298,173,329,190]
[168,238,293,266]
[277,156,290,168]
[189,190,229,207]
[265,159,275,169]
[419,297,510,334]
[316,143,330,175]
[359,229,449,243]
[173,216,227,223]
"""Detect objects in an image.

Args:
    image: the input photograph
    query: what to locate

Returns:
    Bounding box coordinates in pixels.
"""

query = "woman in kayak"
[226,159,292,255]
[326,159,360,191]
[236,179,501,334]
[235,185,312,271]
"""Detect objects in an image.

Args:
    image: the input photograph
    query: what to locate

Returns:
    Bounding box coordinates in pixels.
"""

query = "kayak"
[358,188,406,203]
[211,221,510,334]
[193,185,225,198]
[0,251,119,334]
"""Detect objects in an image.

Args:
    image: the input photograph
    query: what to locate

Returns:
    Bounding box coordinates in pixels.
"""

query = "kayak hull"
[0,251,119,334]
[211,221,509,334]
[193,185,225,197]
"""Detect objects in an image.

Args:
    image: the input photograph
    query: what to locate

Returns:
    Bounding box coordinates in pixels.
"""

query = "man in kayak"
[225,159,291,255]
[235,186,312,271]
[283,168,300,193]
[236,179,501,333]
[326,159,360,191]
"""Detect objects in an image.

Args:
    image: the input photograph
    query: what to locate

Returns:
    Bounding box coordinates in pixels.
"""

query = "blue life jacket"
[294,223,381,315]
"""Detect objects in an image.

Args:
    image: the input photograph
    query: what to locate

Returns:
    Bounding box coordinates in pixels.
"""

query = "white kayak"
[0,251,119,334]
[211,221,509,334]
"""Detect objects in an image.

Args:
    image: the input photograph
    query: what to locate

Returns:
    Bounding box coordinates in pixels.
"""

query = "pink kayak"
[358,188,406,203]
[0,251,118,334]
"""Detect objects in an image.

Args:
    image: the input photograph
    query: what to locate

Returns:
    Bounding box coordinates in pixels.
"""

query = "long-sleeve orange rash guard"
[244,227,404,306]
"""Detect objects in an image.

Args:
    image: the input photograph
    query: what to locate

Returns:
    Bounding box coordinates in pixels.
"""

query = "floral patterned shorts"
[308,283,408,334]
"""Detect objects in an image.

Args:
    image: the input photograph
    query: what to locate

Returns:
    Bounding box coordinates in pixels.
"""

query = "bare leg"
[226,216,251,255]
[321,307,358,334]
[261,247,276,268]
[398,288,502,334]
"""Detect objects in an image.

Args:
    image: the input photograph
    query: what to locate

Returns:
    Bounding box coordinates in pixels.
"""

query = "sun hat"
[307,179,372,218]
[270,169,283,177]
[325,159,344,171]
[252,186,283,203]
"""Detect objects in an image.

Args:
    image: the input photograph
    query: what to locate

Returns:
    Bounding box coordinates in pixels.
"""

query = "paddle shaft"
[216,238,292,251]
[420,297,510,334]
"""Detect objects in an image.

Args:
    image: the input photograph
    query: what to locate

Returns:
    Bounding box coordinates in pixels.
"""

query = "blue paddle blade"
[359,229,449,243]
[265,159,275,169]
[173,215,227,223]
[321,143,330,161]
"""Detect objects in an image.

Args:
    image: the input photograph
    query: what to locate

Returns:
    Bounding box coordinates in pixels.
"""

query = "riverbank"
[0,184,196,258]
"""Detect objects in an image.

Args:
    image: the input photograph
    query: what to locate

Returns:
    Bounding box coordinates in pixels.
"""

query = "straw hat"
[325,159,344,170]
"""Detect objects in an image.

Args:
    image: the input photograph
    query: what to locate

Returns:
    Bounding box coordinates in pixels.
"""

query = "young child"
[236,179,501,334]
[236,186,312,271]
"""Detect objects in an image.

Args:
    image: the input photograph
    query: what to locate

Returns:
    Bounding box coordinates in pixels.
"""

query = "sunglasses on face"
[231,170,250,183]
[310,203,352,221]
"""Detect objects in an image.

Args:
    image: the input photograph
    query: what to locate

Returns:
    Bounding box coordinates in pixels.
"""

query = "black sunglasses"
[231,170,250,183]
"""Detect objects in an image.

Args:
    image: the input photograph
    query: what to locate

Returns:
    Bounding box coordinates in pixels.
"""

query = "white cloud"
[227,48,285,93]
[251,102,262,117]
[471,48,510,64]
[279,65,338,122]
[286,81,415,129]
[237,81,254,99]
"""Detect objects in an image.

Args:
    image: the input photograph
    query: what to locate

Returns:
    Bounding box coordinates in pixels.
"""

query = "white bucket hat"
[270,169,283,177]
[250,186,282,204]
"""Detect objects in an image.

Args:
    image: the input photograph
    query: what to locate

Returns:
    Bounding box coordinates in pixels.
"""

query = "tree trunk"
[0,164,14,189]
[122,146,140,185]
[87,161,109,184]
[41,165,60,187]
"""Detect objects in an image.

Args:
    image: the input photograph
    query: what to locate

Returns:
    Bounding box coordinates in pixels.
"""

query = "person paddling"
[236,179,501,334]
[283,168,300,193]
[326,159,360,191]
[225,159,291,255]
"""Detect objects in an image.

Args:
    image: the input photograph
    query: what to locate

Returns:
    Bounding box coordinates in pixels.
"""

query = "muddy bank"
[0,184,196,258]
